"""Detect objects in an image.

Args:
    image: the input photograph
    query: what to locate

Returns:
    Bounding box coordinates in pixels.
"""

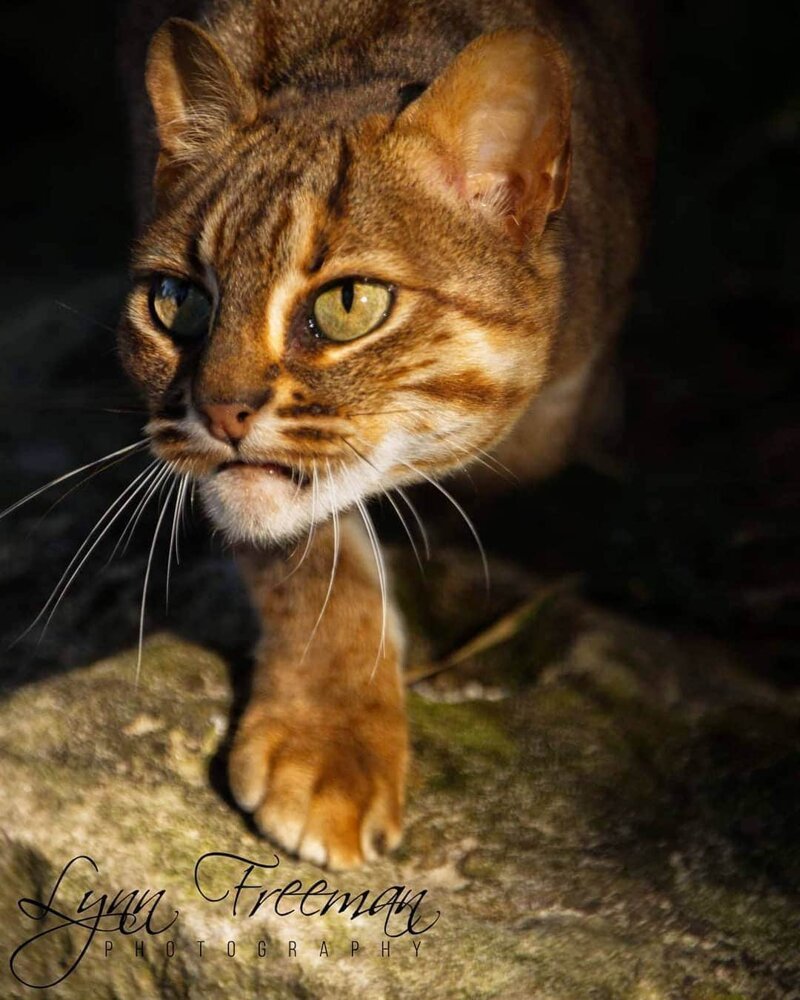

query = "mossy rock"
[0,551,798,998]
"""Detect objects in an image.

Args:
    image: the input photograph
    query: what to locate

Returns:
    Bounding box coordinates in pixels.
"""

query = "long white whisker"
[40,463,167,636]
[339,436,423,571]
[136,473,178,685]
[106,460,170,564]
[395,486,431,560]
[354,496,388,679]
[398,458,490,590]
[352,405,516,483]
[179,475,191,537]
[384,488,424,571]
[284,462,318,582]
[301,460,340,661]
[33,448,147,529]
[0,440,147,523]
[15,460,162,645]
[470,443,518,482]
[165,474,188,611]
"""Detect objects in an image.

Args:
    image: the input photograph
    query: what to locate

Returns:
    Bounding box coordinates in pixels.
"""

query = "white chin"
[198,466,313,545]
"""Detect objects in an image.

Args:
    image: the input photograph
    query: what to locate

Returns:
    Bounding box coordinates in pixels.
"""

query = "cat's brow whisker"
[0,440,148,524]
[136,472,179,685]
[301,459,341,662]
[397,457,490,592]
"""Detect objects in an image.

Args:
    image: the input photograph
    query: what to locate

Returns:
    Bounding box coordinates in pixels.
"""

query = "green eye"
[312,279,393,342]
[149,275,211,339]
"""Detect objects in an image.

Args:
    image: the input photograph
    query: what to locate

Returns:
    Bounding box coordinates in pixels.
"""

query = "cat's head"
[118,19,572,544]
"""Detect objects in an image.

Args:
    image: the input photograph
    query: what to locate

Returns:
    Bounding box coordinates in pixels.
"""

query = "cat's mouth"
[217,460,311,487]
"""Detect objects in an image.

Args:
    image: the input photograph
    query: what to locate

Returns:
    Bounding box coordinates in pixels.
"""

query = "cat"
[118,0,653,869]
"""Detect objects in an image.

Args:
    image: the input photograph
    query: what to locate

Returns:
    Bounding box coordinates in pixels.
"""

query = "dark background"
[0,1,796,686]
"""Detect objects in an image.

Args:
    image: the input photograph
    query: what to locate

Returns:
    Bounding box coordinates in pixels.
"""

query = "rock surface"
[1,547,798,1000]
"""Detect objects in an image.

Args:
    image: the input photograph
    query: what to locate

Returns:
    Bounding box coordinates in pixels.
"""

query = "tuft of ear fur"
[397,29,572,243]
[146,18,258,171]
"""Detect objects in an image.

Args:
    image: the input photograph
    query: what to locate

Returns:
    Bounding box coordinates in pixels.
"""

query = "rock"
[1,552,798,1000]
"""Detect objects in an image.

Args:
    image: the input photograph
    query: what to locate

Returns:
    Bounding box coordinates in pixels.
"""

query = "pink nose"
[200,402,255,444]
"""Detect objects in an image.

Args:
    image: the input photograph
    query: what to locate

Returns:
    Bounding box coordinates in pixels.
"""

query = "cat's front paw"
[228,699,408,870]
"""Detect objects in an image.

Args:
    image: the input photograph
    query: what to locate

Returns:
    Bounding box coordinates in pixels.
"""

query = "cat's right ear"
[395,29,572,245]
[146,18,257,179]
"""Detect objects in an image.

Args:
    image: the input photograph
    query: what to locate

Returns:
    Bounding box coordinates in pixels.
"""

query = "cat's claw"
[228,701,406,870]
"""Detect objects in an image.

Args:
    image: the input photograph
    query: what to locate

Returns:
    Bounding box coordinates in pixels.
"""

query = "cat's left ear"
[396,29,572,243]
[146,18,258,170]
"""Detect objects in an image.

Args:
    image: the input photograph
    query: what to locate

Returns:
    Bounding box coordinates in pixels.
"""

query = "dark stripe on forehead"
[326,131,352,218]
[202,157,303,268]
[190,131,272,223]
[263,199,295,269]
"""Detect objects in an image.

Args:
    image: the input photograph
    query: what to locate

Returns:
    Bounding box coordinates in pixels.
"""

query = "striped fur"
[118,0,653,869]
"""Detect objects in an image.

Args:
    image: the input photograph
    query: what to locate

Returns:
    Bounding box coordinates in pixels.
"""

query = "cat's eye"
[311,279,393,342]
[149,275,211,340]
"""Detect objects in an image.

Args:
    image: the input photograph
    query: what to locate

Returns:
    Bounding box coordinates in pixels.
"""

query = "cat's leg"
[228,514,407,870]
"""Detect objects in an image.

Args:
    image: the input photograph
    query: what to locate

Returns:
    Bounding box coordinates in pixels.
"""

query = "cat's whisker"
[470,444,517,482]
[107,460,172,564]
[292,463,320,573]
[444,440,517,484]
[340,437,425,573]
[347,405,443,419]
[178,473,191,538]
[351,406,515,484]
[275,461,320,586]
[13,459,163,647]
[55,300,120,337]
[136,472,179,685]
[39,463,168,636]
[0,440,148,524]
[395,486,432,561]
[165,474,189,611]
[397,458,490,591]
[382,487,424,572]
[33,447,147,530]
[352,495,388,680]
[301,459,341,662]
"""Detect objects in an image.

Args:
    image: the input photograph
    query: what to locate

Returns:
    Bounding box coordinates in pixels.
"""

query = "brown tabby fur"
[118,0,654,869]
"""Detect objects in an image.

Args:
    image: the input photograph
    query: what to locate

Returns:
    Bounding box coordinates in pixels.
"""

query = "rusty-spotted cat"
[118,0,653,869]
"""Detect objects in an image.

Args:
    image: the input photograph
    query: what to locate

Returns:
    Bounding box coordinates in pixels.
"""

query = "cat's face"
[118,22,572,543]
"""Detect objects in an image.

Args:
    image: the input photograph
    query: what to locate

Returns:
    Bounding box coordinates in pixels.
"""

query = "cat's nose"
[200,402,255,444]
